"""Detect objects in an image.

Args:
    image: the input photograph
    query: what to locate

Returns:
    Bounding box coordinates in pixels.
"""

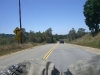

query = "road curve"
[0,43,97,72]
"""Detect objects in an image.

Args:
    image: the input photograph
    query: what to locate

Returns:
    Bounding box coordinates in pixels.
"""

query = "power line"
[32,0,46,22]
[23,0,46,25]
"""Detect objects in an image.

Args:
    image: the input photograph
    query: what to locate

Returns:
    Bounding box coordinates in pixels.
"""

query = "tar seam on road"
[43,44,58,59]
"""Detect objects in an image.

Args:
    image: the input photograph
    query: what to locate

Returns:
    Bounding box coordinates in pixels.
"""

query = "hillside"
[70,32,100,49]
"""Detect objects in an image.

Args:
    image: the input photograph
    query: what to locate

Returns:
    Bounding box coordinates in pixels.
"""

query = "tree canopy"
[68,28,76,41]
[67,28,87,42]
[83,0,100,33]
[0,28,68,45]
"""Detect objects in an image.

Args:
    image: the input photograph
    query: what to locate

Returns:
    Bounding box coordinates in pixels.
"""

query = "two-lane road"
[0,43,97,72]
[48,44,97,72]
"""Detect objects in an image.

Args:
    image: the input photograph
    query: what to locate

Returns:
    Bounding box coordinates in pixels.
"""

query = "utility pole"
[19,0,22,44]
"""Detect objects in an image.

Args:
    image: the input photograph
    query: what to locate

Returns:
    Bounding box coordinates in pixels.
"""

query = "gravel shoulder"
[72,44,100,55]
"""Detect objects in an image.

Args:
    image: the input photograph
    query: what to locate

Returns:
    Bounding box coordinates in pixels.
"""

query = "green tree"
[42,32,47,42]
[29,30,35,42]
[45,28,53,43]
[45,28,52,37]
[68,28,76,41]
[77,28,86,38]
[53,38,57,43]
[35,31,43,43]
[21,28,28,43]
[53,34,59,41]
[83,0,100,33]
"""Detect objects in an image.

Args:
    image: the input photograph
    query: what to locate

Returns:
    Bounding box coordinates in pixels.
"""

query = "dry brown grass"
[0,42,45,56]
[70,33,100,49]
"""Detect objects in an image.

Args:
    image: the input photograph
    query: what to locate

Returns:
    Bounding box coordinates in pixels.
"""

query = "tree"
[42,32,47,42]
[68,28,76,41]
[53,34,59,41]
[83,0,100,33]
[35,31,43,43]
[21,28,26,33]
[21,28,28,43]
[53,38,57,43]
[77,28,86,38]
[45,28,53,43]
[45,28,52,37]
[29,30,35,42]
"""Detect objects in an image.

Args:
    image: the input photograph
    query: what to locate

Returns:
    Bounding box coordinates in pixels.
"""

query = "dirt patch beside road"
[72,44,100,55]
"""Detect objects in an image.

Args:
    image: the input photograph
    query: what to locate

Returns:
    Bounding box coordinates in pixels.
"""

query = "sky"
[0,0,89,35]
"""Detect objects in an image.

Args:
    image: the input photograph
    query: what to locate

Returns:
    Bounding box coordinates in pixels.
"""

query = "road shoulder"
[71,44,100,55]
[0,44,44,60]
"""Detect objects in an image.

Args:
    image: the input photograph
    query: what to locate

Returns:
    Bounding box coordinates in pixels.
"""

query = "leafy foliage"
[0,28,67,45]
[77,28,86,38]
[67,28,87,42]
[83,0,100,33]
[68,28,76,41]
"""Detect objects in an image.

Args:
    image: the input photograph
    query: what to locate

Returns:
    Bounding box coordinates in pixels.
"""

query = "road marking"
[43,44,58,59]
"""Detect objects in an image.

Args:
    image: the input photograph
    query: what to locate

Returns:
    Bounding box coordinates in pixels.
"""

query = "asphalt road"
[0,43,97,72]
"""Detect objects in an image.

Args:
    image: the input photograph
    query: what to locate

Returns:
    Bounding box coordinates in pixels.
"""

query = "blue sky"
[0,0,88,35]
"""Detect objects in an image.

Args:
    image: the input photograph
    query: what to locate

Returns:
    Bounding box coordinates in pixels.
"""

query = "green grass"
[69,33,100,49]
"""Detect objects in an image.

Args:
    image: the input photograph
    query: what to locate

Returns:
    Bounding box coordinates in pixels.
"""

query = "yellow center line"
[43,44,58,59]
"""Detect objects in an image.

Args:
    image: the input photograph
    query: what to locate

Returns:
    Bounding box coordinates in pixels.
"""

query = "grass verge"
[0,42,46,56]
[68,33,100,49]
